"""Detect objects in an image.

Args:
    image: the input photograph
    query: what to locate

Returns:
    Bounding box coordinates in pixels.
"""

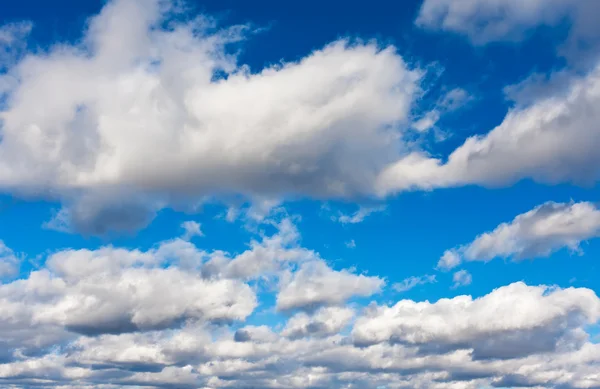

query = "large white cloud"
[0,0,422,234]
[438,201,600,270]
[276,260,384,311]
[352,282,600,359]
[0,244,257,340]
[1,0,598,237]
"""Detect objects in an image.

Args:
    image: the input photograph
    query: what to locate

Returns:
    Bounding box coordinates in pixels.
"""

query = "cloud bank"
[1,219,599,388]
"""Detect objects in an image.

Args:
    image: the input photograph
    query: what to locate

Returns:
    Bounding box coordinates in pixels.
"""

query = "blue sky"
[0,0,600,388]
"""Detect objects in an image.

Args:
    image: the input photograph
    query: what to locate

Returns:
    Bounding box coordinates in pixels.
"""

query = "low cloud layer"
[0,217,599,388]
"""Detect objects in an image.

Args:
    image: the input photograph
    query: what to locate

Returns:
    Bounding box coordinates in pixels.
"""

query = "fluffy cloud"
[0,22,31,70]
[452,270,472,288]
[0,0,422,234]
[276,260,384,311]
[438,201,600,270]
[1,221,600,389]
[377,63,600,194]
[281,307,355,339]
[416,0,600,60]
[352,282,600,359]
[0,244,256,340]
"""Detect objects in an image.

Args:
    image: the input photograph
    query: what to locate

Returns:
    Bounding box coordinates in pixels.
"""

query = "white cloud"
[416,0,569,43]
[1,231,600,389]
[0,244,256,338]
[345,239,356,248]
[393,274,436,293]
[181,220,203,240]
[202,217,317,280]
[438,201,600,270]
[0,0,422,234]
[452,270,472,288]
[377,64,600,195]
[416,0,600,62]
[352,282,600,359]
[276,260,384,311]
[281,306,354,339]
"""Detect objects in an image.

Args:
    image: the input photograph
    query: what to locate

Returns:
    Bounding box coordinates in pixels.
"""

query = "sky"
[0,0,600,388]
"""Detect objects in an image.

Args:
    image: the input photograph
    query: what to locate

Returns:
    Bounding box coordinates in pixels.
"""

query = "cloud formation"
[439,201,600,270]
[352,282,600,358]
[377,63,600,195]
[2,0,598,237]
[0,223,600,388]
[0,0,423,234]
[416,0,600,62]
[0,217,599,388]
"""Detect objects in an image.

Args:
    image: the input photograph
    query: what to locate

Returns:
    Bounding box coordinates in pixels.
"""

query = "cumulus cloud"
[0,0,423,234]
[276,260,384,311]
[2,220,600,389]
[377,64,600,195]
[1,244,256,338]
[416,0,600,62]
[202,217,318,280]
[2,0,597,238]
[281,306,355,339]
[438,201,600,270]
[352,282,600,359]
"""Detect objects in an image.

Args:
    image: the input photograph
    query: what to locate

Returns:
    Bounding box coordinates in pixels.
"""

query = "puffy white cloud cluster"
[439,201,600,270]
[0,217,599,389]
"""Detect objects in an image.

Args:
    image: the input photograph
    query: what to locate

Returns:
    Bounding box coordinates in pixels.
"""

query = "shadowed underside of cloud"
[0,216,599,389]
